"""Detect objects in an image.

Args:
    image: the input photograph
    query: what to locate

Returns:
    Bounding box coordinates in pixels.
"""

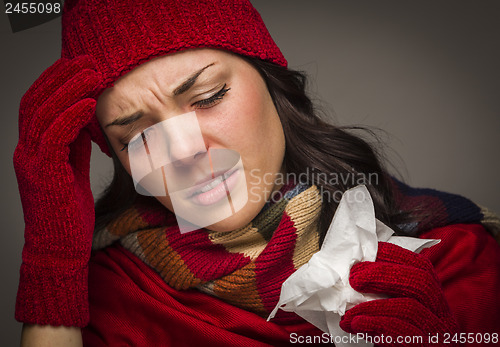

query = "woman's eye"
[119,85,230,152]
[193,84,230,109]
[120,129,154,152]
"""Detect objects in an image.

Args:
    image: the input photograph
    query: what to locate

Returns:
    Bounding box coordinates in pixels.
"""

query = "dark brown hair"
[95,56,412,243]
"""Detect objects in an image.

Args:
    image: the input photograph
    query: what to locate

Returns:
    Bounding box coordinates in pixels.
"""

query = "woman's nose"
[163,112,207,167]
[167,136,206,166]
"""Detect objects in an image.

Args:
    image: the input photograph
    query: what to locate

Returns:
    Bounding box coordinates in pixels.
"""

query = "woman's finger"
[22,69,102,146]
[341,298,454,338]
[341,313,425,347]
[376,242,435,274]
[21,55,95,116]
[349,261,448,317]
[43,98,97,147]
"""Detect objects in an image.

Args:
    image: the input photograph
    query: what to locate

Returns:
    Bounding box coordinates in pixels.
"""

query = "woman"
[15,0,500,346]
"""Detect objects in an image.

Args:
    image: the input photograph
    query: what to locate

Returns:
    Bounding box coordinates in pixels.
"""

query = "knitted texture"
[61,0,287,156]
[93,183,321,324]
[13,56,103,326]
[61,0,287,86]
[83,245,326,346]
[82,224,500,345]
[391,177,500,237]
[15,0,290,326]
[341,242,460,346]
[92,179,500,326]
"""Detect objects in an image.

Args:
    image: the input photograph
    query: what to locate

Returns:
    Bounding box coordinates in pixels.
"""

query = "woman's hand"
[340,242,459,347]
[14,55,103,326]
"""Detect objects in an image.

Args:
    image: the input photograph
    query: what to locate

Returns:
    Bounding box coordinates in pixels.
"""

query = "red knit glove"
[13,56,103,327]
[340,242,460,347]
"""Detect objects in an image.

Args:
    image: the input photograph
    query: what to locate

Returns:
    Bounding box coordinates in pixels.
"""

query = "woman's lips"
[186,169,239,206]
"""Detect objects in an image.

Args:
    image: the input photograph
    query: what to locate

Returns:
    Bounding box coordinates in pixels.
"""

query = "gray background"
[1,0,499,345]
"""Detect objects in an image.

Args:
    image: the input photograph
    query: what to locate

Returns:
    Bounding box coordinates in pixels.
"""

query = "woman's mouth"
[186,169,240,206]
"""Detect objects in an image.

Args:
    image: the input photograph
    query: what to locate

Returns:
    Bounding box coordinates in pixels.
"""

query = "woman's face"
[96,48,286,232]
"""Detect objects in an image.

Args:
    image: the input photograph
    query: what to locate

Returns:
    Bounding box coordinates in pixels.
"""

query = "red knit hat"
[61,0,286,155]
[62,0,287,84]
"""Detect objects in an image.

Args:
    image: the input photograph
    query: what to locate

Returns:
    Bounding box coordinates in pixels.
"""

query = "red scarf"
[92,184,323,324]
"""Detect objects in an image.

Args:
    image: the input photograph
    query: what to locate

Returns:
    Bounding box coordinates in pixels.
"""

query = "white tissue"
[267,185,440,347]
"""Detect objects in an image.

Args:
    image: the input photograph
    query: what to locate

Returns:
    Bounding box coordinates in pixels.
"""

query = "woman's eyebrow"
[173,62,215,95]
[106,62,216,128]
[105,112,143,128]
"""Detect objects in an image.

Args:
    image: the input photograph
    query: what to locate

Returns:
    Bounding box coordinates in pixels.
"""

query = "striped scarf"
[92,179,500,323]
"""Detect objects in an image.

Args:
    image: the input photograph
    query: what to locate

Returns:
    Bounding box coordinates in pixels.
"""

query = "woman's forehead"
[113,49,233,86]
[96,49,242,119]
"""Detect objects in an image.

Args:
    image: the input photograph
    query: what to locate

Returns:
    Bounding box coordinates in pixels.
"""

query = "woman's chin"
[156,187,273,233]
[201,218,245,233]
[202,206,260,232]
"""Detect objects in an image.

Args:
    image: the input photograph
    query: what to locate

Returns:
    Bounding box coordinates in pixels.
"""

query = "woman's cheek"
[203,104,249,147]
